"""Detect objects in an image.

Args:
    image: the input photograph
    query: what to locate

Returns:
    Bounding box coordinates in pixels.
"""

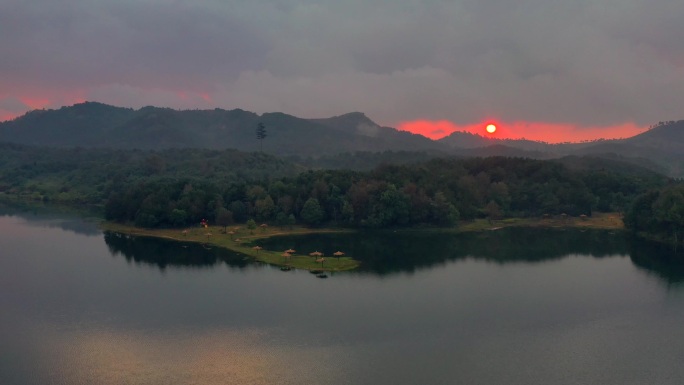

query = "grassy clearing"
[457,212,624,232]
[100,223,359,272]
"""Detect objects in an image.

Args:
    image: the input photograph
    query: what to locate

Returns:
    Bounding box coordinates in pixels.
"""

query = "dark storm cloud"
[1,0,683,128]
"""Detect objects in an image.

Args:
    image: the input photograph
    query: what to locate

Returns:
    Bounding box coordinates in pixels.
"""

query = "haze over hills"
[0,102,446,156]
[438,130,606,152]
[1,102,682,177]
[438,126,680,176]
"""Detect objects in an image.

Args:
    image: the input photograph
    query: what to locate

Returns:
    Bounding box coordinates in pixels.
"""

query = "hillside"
[2,102,682,177]
[439,122,684,178]
[311,112,442,152]
[0,102,447,156]
[572,121,684,177]
[438,131,556,151]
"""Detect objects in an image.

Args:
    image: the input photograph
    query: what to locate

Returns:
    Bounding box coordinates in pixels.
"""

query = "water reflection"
[42,328,344,385]
[104,232,253,271]
[259,228,631,275]
[6,212,684,385]
[629,236,684,285]
[0,201,101,236]
[104,226,684,284]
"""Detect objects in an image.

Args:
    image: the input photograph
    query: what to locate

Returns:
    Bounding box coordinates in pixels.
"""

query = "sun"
[486,124,497,134]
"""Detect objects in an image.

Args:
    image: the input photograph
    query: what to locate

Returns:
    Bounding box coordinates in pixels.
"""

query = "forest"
[1,142,679,234]
[101,156,669,228]
[4,103,683,178]
[625,184,684,246]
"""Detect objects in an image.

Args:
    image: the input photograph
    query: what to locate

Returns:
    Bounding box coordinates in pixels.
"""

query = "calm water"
[3,207,684,385]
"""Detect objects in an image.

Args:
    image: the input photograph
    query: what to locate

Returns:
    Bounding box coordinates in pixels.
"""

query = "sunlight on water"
[40,327,352,385]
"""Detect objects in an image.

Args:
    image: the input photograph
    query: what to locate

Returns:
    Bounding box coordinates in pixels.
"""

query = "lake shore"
[101,212,624,271]
[100,222,360,272]
[457,212,624,233]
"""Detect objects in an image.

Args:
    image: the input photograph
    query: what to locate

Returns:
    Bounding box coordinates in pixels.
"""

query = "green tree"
[372,184,410,226]
[228,200,248,222]
[275,212,289,226]
[484,200,502,221]
[287,213,296,229]
[256,122,267,152]
[300,198,325,226]
[215,207,233,232]
[170,208,188,227]
[431,192,459,226]
[135,212,159,228]
[246,218,257,234]
[341,200,355,225]
[255,195,276,221]
[652,186,684,244]
[625,190,660,232]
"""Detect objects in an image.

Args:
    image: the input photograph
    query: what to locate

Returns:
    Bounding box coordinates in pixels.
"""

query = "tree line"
[625,184,684,246]
[104,156,668,228]
[0,143,673,231]
[0,143,301,203]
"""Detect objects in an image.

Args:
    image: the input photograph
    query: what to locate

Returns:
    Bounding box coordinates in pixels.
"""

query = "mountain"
[626,120,684,149]
[0,102,448,156]
[438,130,613,152]
[312,112,443,152]
[570,121,684,177]
[438,131,542,150]
[1,102,682,177]
[0,102,134,146]
[439,122,684,178]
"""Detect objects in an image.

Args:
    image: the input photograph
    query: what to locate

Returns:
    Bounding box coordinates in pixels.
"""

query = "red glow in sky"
[20,97,51,110]
[0,93,87,122]
[398,120,647,143]
[0,97,51,121]
[0,95,648,144]
[0,112,15,121]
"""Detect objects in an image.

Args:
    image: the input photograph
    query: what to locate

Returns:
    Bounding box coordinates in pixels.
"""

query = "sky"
[1,0,683,142]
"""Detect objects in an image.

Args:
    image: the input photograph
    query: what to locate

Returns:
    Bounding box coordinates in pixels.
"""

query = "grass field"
[101,223,359,271]
[458,212,624,232]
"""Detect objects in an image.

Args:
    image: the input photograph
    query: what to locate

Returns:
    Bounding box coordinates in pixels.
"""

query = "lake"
[2,207,684,384]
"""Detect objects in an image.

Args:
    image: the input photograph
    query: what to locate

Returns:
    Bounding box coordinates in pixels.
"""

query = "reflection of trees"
[628,236,684,285]
[103,228,684,283]
[104,232,251,271]
[0,202,102,236]
[259,228,630,276]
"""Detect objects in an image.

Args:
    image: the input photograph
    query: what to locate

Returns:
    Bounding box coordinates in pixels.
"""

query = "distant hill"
[570,121,684,177]
[1,102,682,177]
[439,122,684,178]
[438,130,614,152]
[0,102,447,156]
[626,120,684,149]
[438,131,552,151]
[311,112,442,152]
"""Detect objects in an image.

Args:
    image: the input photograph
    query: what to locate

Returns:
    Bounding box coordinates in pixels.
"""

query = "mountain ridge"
[1,102,682,177]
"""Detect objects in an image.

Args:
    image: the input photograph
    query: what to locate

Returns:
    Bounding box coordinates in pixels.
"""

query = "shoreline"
[101,212,625,271]
[100,222,360,272]
[457,212,624,233]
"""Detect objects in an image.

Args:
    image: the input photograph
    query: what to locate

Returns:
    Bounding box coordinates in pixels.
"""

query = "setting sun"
[486,124,497,134]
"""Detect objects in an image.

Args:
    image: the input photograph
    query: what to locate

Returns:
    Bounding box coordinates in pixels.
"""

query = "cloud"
[1,0,683,133]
